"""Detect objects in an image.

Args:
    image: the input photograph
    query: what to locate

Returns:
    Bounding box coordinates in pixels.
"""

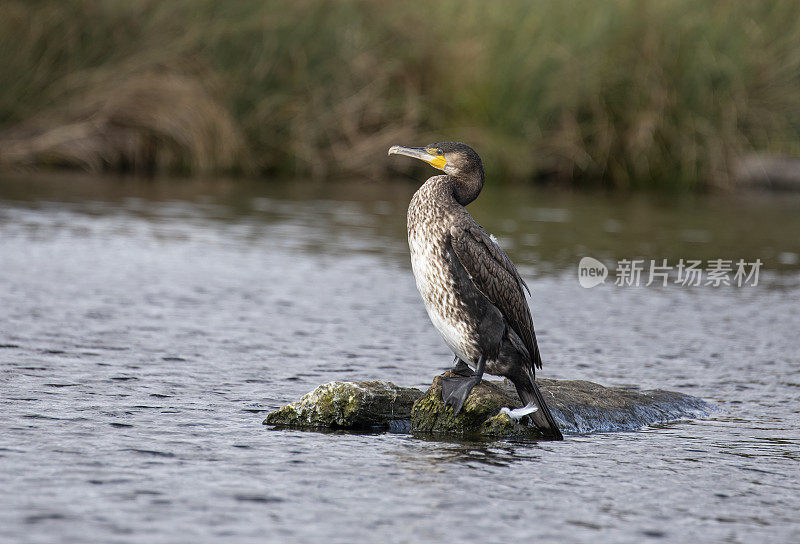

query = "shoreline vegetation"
[1,1,798,191]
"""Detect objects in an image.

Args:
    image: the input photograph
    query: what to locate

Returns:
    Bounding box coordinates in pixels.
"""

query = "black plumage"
[388,141,562,439]
[449,222,542,369]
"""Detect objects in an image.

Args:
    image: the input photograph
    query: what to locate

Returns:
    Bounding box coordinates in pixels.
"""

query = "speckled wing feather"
[449,221,542,369]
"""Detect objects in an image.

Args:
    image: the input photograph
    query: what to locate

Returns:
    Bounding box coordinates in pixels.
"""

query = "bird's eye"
[437,148,444,155]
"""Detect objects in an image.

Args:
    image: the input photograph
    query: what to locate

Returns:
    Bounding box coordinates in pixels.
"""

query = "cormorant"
[388,142,563,439]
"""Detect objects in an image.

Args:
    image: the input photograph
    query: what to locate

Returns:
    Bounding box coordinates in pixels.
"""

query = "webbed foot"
[441,375,481,415]
[500,402,539,420]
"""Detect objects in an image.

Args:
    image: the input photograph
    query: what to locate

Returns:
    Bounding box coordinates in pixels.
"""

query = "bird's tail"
[513,372,563,440]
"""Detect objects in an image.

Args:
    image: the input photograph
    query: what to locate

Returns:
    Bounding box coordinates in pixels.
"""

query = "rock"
[410,372,540,438]
[532,378,711,433]
[264,374,711,438]
[264,381,422,431]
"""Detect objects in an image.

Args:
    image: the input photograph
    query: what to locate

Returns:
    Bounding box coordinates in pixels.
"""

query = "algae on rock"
[264,374,711,438]
[264,381,422,430]
[410,372,542,438]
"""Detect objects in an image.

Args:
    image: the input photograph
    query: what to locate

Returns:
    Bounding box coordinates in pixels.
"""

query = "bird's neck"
[415,172,484,212]
[450,171,484,206]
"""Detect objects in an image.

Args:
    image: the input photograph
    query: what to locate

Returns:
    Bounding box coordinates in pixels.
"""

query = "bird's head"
[388,141,485,205]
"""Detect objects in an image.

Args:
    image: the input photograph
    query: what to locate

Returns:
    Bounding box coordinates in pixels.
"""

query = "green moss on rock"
[264,381,422,430]
[409,372,544,438]
[264,373,711,438]
[480,412,523,437]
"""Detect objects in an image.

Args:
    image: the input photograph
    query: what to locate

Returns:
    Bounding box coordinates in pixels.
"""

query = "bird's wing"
[449,221,542,369]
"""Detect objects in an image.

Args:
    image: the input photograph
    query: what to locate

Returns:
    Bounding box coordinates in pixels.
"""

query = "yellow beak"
[388,145,447,170]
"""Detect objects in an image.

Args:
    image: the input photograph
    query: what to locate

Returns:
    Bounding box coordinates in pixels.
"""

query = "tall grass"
[0,0,798,189]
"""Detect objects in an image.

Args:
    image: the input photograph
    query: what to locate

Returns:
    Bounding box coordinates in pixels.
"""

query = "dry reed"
[0,0,798,189]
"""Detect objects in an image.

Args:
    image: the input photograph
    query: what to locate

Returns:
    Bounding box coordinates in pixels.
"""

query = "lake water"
[1,173,799,543]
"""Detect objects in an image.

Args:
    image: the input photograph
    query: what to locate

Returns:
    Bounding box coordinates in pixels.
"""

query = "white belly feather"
[408,230,474,364]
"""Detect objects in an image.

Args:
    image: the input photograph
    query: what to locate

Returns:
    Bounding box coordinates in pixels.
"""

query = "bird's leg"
[495,326,540,420]
[450,356,475,377]
[441,354,486,415]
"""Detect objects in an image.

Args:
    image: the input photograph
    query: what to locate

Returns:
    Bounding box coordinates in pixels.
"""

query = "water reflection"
[385,435,551,472]
[2,172,800,275]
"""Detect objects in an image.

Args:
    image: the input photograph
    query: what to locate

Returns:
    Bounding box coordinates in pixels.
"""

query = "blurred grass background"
[1,0,798,190]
